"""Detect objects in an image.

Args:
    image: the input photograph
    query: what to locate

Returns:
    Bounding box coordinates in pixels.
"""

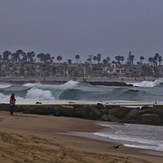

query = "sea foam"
[26,88,54,100]
[132,78,163,87]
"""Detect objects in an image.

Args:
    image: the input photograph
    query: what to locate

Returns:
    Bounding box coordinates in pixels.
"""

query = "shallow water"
[65,121,163,154]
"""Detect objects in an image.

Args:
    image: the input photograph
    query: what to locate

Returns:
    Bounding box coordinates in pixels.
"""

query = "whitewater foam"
[26,88,55,101]
[132,78,163,87]
[60,80,79,88]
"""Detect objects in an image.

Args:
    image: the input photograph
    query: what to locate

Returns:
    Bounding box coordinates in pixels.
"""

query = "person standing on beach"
[9,93,16,115]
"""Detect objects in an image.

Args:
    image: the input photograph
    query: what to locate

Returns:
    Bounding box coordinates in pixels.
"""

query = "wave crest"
[132,78,163,87]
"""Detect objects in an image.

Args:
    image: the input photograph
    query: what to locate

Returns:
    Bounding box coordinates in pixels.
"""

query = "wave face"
[1,79,163,104]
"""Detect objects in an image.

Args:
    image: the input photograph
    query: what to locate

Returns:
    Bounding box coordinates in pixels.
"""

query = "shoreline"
[0,111,163,163]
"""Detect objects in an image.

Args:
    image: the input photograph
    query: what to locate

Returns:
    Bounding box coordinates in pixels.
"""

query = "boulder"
[109,107,130,118]
[74,106,87,118]
[156,109,163,120]
[59,105,74,116]
[139,107,156,114]
[125,109,139,120]
[87,107,102,120]
[74,106,102,120]
[101,115,110,121]
[96,103,105,109]
[108,115,120,123]
[139,114,163,125]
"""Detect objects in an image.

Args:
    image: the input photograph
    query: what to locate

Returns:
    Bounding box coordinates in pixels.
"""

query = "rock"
[99,108,109,115]
[139,107,156,114]
[109,107,130,118]
[96,103,105,109]
[139,114,163,125]
[87,81,133,86]
[36,102,42,104]
[87,107,102,120]
[74,106,87,118]
[74,106,102,120]
[125,109,139,120]
[101,115,109,121]
[53,108,62,116]
[156,109,163,120]
[59,105,74,116]
[108,115,120,123]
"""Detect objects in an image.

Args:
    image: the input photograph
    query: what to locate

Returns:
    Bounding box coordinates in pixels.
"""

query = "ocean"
[1,78,163,153]
[1,78,163,104]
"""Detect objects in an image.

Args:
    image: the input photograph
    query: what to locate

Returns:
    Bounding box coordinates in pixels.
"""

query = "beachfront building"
[1,55,163,79]
[48,63,86,78]
[109,63,125,77]
[98,62,125,77]
[124,64,141,78]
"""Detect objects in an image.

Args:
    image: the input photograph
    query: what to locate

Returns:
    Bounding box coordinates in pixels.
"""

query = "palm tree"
[102,59,108,65]
[21,51,27,63]
[75,54,80,63]
[15,49,26,62]
[154,53,160,66]
[87,57,91,63]
[11,53,17,63]
[106,57,110,63]
[115,56,121,63]
[155,53,159,59]
[87,55,92,64]
[120,56,124,64]
[148,57,154,66]
[3,50,12,62]
[44,53,52,63]
[93,56,97,64]
[158,56,162,66]
[97,53,101,64]
[140,56,144,64]
[27,51,35,63]
[37,53,45,63]
[51,56,55,63]
[115,56,124,64]
[57,55,62,63]
[67,59,72,64]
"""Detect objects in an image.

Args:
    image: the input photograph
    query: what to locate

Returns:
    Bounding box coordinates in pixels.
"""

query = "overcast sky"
[0,0,163,62]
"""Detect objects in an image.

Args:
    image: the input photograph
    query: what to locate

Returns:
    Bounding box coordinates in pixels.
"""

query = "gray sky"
[0,0,163,63]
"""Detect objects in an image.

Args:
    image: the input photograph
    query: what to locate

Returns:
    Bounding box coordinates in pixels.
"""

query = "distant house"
[125,65,141,77]
[67,64,85,77]
[110,63,125,75]
[157,65,163,77]
[92,64,103,77]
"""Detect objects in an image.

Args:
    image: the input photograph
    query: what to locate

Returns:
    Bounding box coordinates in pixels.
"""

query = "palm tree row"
[0,49,162,66]
[0,50,56,64]
[148,53,162,66]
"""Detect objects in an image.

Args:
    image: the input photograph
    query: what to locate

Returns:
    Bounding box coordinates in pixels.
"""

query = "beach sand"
[0,111,163,163]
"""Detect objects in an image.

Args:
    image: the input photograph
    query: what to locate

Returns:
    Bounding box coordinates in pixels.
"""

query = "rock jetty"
[1,103,163,126]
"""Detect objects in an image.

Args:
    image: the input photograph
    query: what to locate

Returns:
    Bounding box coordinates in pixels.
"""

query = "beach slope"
[0,111,162,163]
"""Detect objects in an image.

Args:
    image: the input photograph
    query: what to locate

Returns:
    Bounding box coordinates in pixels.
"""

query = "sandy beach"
[0,111,163,163]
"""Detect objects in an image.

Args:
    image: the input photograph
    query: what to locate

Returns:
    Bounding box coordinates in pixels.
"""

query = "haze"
[0,0,163,62]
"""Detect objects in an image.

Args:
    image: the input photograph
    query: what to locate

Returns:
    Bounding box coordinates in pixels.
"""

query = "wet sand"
[0,111,163,163]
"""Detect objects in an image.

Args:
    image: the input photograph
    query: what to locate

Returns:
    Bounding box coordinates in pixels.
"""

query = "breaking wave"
[0,79,163,104]
[132,78,163,87]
